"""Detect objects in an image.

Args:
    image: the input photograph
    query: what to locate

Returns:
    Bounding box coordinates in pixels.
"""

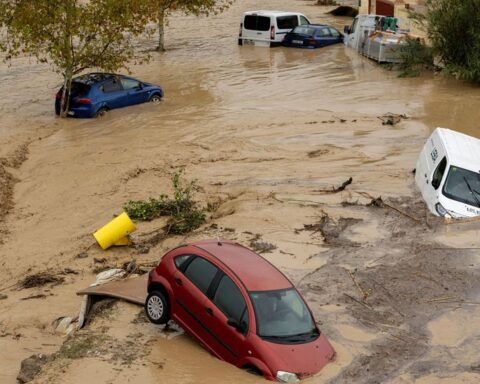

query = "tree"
[0,0,153,117]
[414,0,480,83]
[148,0,234,51]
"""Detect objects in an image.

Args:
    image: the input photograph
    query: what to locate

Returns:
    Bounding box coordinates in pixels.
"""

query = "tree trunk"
[157,9,166,51]
[60,69,73,118]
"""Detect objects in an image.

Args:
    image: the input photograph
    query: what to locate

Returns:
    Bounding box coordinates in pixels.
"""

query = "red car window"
[184,257,219,294]
[213,275,249,333]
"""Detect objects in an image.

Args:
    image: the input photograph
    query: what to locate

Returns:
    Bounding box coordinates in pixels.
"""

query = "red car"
[145,239,335,382]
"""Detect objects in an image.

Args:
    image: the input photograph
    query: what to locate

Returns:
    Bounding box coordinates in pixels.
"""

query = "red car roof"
[191,239,293,292]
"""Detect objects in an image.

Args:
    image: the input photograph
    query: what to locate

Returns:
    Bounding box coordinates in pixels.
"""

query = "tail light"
[77,98,92,104]
[55,92,62,100]
[239,23,242,37]
[270,25,275,40]
[307,38,316,46]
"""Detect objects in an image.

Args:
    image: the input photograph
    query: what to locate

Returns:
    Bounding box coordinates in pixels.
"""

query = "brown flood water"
[1,1,480,383]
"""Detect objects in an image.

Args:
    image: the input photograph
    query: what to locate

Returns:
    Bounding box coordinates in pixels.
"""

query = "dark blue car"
[55,73,164,118]
[282,24,343,49]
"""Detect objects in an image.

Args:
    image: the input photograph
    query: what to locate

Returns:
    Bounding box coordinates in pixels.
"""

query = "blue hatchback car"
[282,24,343,49]
[55,73,164,118]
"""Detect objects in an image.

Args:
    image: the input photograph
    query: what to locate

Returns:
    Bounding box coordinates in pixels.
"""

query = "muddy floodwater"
[1,1,480,383]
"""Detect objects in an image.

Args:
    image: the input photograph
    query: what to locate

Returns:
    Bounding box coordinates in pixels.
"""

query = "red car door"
[172,256,220,354]
[201,273,251,365]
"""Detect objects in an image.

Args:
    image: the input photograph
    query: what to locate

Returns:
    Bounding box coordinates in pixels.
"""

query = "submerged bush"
[417,0,480,83]
[123,169,206,234]
[398,38,434,77]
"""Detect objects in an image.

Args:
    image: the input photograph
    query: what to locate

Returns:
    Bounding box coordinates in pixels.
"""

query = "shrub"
[123,169,206,235]
[418,0,480,83]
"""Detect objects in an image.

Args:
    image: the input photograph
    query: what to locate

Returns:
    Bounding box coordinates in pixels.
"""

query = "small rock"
[75,251,88,259]
[17,354,49,383]
[0,294,7,300]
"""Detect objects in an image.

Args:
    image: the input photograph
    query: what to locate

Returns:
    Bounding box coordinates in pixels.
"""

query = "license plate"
[243,39,254,45]
[67,111,75,116]
[292,40,303,45]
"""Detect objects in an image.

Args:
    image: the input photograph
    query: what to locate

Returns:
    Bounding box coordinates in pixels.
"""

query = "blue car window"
[102,78,123,93]
[121,78,141,90]
[329,28,340,38]
[317,28,331,37]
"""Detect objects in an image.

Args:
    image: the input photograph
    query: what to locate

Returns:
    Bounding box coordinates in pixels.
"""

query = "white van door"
[242,14,272,46]
[417,135,448,214]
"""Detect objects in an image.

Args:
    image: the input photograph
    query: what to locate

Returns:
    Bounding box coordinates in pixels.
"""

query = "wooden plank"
[77,274,148,306]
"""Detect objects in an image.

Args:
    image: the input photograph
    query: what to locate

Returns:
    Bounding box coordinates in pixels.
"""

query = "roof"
[243,10,305,16]
[436,128,480,172]
[192,240,293,292]
[73,73,117,85]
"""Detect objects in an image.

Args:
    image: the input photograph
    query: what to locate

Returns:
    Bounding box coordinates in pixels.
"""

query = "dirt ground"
[1,0,480,383]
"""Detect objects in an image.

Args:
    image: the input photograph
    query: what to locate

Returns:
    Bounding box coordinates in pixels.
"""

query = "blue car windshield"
[443,166,480,208]
[292,26,315,36]
[250,288,317,340]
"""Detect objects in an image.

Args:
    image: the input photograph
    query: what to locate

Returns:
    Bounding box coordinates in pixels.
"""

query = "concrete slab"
[77,274,148,305]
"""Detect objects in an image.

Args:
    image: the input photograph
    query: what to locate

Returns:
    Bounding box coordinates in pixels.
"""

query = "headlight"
[435,203,448,217]
[276,371,299,383]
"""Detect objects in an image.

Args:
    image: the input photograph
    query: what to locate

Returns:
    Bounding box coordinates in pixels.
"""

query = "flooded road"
[1,0,480,383]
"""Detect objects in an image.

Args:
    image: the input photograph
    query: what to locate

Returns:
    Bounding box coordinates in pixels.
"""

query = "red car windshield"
[250,288,318,342]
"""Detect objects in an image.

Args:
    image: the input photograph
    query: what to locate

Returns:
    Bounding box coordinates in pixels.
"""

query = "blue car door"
[328,28,343,45]
[120,77,147,105]
[99,77,128,109]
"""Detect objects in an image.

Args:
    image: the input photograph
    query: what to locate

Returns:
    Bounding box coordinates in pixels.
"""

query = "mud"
[1,0,480,383]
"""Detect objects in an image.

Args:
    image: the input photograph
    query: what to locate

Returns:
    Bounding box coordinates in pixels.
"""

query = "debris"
[21,294,47,301]
[17,354,50,384]
[75,251,88,259]
[317,0,337,5]
[249,234,277,253]
[52,317,76,336]
[327,6,358,17]
[378,113,408,126]
[358,192,423,223]
[314,177,353,194]
[344,293,374,310]
[348,270,372,302]
[300,214,362,246]
[93,212,136,250]
[0,293,7,300]
[307,149,329,158]
[19,272,65,289]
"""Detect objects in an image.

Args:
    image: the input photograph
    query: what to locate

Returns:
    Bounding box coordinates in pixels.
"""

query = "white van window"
[244,15,270,31]
[276,15,298,30]
[299,16,309,25]
[351,18,359,34]
[431,157,447,190]
[443,166,480,208]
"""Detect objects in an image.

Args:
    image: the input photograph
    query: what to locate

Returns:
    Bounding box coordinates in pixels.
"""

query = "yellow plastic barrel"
[93,212,136,250]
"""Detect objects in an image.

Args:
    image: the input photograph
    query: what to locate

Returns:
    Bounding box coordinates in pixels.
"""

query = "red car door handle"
[205,307,213,315]
[175,278,183,286]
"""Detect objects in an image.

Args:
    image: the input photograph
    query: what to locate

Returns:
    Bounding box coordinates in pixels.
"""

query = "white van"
[415,128,480,218]
[343,14,409,63]
[239,11,311,47]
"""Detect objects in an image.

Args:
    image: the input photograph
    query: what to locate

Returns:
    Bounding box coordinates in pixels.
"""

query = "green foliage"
[0,0,153,116]
[420,0,480,83]
[123,169,206,235]
[147,0,235,50]
[398,38,434,77]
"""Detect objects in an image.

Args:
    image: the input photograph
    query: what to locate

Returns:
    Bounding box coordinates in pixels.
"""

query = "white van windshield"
[443,166,480,208]
[244,15,270,31]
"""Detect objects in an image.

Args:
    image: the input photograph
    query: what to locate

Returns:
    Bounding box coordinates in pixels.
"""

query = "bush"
[398,38,434,77]
[123,169,206,235]
[420,0,480,83]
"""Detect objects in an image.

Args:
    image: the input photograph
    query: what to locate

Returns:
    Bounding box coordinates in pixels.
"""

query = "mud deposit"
[1,0,480,383]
